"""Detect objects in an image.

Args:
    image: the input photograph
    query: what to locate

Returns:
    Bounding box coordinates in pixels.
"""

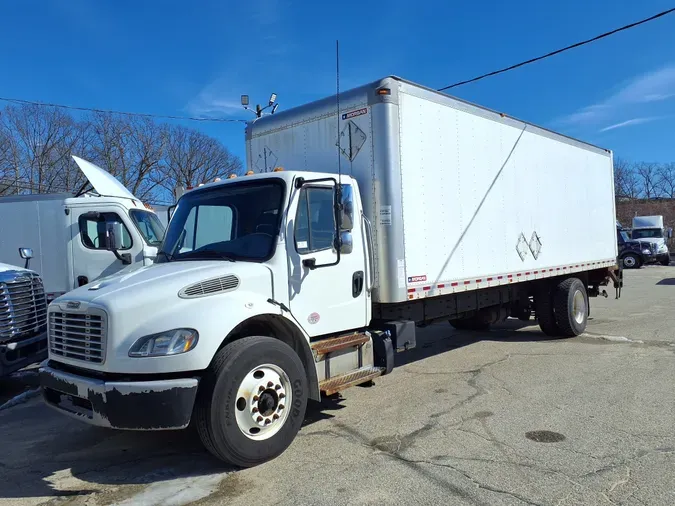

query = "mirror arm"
[111,249,132,265]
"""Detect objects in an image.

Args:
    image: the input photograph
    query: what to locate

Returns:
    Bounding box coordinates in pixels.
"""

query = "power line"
[0,97,248,124]
[438,7,675,91]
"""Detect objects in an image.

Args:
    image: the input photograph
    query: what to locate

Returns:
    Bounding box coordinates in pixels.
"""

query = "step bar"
[319,366,385,396]
[311,332,370,357]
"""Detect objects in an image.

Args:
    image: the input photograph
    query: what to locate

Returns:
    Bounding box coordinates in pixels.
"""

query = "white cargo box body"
[246,76,617,304]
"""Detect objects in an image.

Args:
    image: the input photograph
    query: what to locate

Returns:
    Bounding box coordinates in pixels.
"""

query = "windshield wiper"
[178,250,236,262]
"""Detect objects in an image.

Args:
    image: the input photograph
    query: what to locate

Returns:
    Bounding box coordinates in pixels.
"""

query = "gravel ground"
[0,267,673,506]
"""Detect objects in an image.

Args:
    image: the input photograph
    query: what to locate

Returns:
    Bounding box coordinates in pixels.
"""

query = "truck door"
[69,206,144,288]
[286,180,370,337]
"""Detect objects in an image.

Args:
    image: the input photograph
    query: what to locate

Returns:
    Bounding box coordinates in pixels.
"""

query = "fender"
[218,311,320,401]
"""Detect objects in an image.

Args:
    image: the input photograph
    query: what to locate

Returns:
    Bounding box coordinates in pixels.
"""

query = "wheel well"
[218,314,320,401]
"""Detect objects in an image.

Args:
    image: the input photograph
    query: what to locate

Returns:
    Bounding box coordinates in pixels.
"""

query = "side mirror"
[105,221,125,251]
[18,247,33,269]
[339,184,354,231]
[339,231,353,254]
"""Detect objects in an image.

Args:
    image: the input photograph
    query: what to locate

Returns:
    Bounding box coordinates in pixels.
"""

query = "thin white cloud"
[559,64,675,126]
[598,117,659,132]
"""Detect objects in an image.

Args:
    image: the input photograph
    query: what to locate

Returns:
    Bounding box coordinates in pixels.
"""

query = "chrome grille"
[49,310,106,363]
[0,272,48,343]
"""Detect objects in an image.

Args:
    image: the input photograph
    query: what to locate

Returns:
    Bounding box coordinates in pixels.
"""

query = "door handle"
[352,271,364,298]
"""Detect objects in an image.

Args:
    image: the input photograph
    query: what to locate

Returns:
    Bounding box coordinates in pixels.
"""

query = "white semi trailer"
[41,76,621,467]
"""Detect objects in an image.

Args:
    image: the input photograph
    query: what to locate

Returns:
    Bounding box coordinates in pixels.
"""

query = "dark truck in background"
[617,224,656,269]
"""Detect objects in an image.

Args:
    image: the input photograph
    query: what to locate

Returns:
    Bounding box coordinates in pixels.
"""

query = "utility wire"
[438,7,675,91]
[0,97,248,123]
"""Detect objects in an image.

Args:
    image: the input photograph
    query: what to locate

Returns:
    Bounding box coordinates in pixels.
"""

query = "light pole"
[241,93,279,118]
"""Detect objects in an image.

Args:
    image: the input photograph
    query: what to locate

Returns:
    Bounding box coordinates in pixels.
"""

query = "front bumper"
[40,362,199,430]
[0,331,48,377]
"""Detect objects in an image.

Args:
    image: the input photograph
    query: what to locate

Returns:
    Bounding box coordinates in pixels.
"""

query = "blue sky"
[2,0,675,166]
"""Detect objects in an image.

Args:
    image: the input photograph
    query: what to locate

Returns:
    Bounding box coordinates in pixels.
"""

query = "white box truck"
[0,156,166,300]
[631,215,671,265]
[40,76,621,467]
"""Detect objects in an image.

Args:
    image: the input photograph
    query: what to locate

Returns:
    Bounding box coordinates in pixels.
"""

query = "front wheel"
[661,256,670,266]
[195,336,308,467]
[621,253,640,269]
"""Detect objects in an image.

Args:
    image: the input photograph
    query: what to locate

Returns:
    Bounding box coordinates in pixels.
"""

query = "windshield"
[130,209,166,246]
[632,228,663,239]
[619,231,630,242]
[157,180,285,262]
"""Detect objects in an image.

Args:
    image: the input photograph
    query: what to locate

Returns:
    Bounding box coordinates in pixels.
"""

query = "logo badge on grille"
[66,301,81,309]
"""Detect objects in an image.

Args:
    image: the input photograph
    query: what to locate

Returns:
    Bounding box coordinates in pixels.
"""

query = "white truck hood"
[0,262,32,274]
[71,155,137,200]
[55,260,273,306]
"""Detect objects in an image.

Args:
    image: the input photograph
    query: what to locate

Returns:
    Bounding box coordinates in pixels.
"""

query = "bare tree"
[88,113,164,200]
[0,104,84,194]
[159,125,243,199]
[614,157,640,199]
[657,162,675,198]
[635,162,660,199]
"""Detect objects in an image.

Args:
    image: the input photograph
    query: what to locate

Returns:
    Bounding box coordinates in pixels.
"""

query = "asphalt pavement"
[1,267,674,506]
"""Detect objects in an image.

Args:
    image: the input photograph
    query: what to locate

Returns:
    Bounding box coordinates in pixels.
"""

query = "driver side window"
[294,187,335,254]
[78,213,132,250]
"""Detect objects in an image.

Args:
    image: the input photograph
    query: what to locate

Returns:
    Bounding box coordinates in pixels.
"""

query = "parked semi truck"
[0,156,165,300]
[631,215,670,266]
[1,251,48,377]
[40,77,621,467]
[617,222,656,268]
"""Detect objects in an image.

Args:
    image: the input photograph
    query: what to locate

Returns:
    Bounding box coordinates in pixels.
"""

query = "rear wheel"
[195,336,308,467]
[535,287,559,336]
[553,278,588,337]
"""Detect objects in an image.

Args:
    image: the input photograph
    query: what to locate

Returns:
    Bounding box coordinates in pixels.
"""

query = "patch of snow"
[582,333,644,344]
[0,388,40,411]
[112,473,225,506]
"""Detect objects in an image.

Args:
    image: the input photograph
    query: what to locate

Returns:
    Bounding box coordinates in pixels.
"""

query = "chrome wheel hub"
[572,289,586,325]
[235,364,291,440]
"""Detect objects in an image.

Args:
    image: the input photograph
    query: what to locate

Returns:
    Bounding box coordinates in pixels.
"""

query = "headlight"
[642,249,651,255]
[659,244,668,252]
[129,328,199,357]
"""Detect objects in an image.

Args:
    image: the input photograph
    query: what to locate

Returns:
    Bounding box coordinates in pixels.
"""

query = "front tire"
[622,253,640,269]
[660,256,670,266]
[195,336,308,467]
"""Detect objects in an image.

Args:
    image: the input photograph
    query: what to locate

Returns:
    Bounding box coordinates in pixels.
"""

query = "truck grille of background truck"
[0,273,47,341]
[49,310,106,364]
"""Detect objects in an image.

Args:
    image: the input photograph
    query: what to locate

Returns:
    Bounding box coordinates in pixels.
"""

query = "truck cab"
[41,170,370,464]
[0,156,165,299]
[631,215,671,266]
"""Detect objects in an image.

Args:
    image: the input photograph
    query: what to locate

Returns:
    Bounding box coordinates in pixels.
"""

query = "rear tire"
[195,336,308,467]
[535,287,559,336]
[553,278,588,337]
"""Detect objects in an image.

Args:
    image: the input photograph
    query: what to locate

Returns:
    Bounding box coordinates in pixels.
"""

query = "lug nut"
[278,404,285,410]
[253,395,259,401]
[252,407,259,413]
[267,381,274,387]
[278,393,285,399]
[257,416,263,422]
[259,386,265,392]
[273,414,280,420]
[265,418,271,425]
[275,384,281,390]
